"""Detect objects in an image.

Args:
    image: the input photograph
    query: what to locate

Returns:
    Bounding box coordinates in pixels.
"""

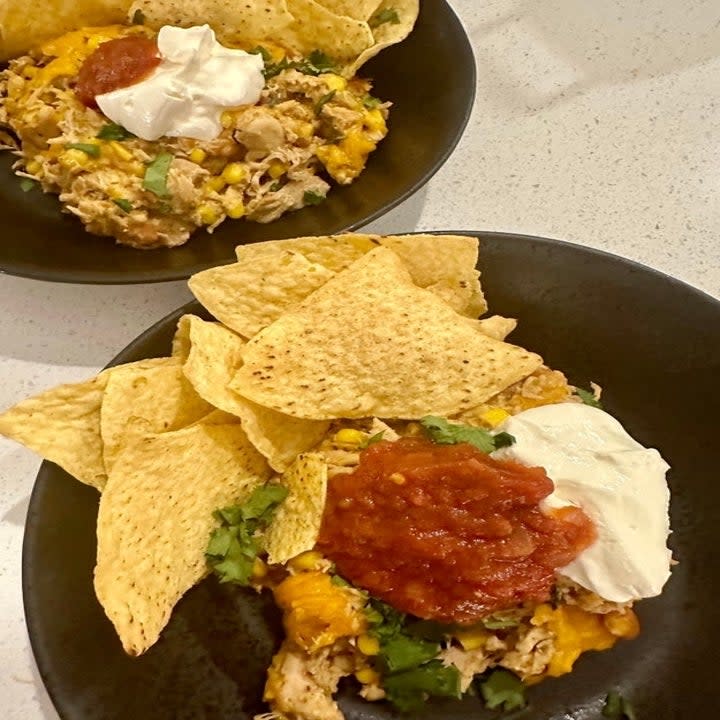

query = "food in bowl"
[0,1,418,248]
[0,233,672,717]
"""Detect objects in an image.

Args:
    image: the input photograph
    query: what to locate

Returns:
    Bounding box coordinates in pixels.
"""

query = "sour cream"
[96,25,265,141]
[492,403,672,603]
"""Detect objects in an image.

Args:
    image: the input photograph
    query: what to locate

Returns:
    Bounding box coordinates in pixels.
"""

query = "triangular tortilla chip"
[94,419,271,655]
[100,359,212,474]
[230,248,542,419]
[265,453,328,565]
[181,314,329,470]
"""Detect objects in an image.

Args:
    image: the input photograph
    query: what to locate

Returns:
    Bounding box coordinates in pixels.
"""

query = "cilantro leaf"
[263,49,336,80]
[205,483,288,585]
[248,45,273,62]
[420,416,515,453]
[315,90,336,115]
[383,661,461,712]
[112,198,133,213]
[143,152,174,198]
[603,690,636,720]
[481,612,521,630]
[575,387,603,409]
[303,190,326,206]
[478,669,527,712]
[370,7,401,28]
[19,178,37,192]
[365,598,406,643]
[362,94,382,109]
[381,635,439,673]
[306,50,336,74]
[360,431,385,448]
[96,122,135,141]
[66,142,101,157]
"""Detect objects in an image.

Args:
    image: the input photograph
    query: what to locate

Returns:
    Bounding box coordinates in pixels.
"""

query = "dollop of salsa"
[317,437,596,624]
[75,36,161,108]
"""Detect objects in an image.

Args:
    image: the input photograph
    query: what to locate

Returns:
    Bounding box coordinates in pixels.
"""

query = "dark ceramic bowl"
[23,232,720,719]
[0,1,475,284]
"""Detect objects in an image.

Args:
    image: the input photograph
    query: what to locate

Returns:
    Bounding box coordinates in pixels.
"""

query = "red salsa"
[317,437,596,624]
[75,36,161,108]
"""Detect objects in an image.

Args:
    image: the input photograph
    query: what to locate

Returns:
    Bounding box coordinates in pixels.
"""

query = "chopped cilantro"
[478,669,527,712]
[66,142,101,157]
[205,484,288,585]
[112,198,133,213]
[263,49,337,80]
[575,386,603,409]
[383,661,462,712]
[303,190,326,206]
[315,90,336,115]
[370,7,401,28]
[330,574,351,587]
[269,180,284,192]
[131,9,145,25]
[19,177,37,192]
[420,416,515,453]
[360,431,385,448]
[362,94,382,109]
[481,612,521,630]
[143,152,174,198]
[248,45,273,62]
[602,690,636,720]
[381,635,439,673]
[306,50,336,73]
[96,122,135,141]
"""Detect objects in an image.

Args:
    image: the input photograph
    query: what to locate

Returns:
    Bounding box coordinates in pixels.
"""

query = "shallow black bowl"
[0,1,475,284]
[23,232,720,718]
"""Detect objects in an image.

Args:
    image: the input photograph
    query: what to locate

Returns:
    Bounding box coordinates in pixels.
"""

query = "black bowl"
[0,2,475,284]
[22,232,720,719]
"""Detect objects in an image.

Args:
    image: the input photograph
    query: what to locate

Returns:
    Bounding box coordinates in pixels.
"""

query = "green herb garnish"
[360,431,385,448]
[383,661,462,712]
[263,49,337,80]
[362,94,382,109]
[205,484,288,585]
[66,142,101,157]
[420,416,515,453]
[370,7,400,28]
[481,612,521,630]
[575,387,603,409]
[602,690,636,720]
[478,669,527,712]
[131,9,145,25]
[381,635,439,673]
[315,90,336,115]
[303,190,326,206]
[96,122,135,141]
[112,198,133,213]
[249,45,273,62]
[143,152,174,198]
[19,177,37,192]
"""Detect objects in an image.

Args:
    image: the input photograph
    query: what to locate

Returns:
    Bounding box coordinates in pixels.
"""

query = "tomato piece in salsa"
[75,36,161,108]
[317,437,596,624]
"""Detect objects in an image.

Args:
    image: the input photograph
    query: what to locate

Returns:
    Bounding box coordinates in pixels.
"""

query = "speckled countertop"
[1,1,718,717]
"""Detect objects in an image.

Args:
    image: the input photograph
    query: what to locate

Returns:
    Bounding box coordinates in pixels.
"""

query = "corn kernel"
[221,111,234,128]
[333,428,365,447]
[363,108,386,134]
[454,627,488,651]
[324,73,347,91]
[26,160,42,175]
[226,202,246,219]
[222,162,247,184]
[106,184,125,200]
[480,407,511,428]
[129,162,145,177]
[289,550,323,572]
[252,557,267,579]
[58,148,89,169]
[357,634,380,656]
[355,667,380,685]
[198,204,219,225]
[267,160,287,179]
[109,141,132,161]
[22,65,38,79]
[604,610,640,639]
[205,176,226,193]
[295,121,314,139]
[189,148,207,164]
[389,473,406,485]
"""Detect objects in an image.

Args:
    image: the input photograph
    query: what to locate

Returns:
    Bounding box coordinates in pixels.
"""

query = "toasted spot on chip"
[0,374,109,490]
[181,314,329,471]
[265,453,328,565]
[230,247,543,420]
[95,419,271,656]
[100,359,212,474]
[189,251,336,339]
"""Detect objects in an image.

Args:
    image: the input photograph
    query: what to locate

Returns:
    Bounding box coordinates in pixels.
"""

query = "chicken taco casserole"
[0,234,672,718]
[0,1,418,248]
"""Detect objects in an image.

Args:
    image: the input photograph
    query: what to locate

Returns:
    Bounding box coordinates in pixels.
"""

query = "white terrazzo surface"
[1,1,718,717]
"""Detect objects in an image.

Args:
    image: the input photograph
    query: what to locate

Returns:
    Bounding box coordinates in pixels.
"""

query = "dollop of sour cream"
[96,25,265,142]
[492,403,672,603]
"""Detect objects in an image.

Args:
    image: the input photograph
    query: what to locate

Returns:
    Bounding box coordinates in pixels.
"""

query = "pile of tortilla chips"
[0,0,418,75]
[0,232,545,656]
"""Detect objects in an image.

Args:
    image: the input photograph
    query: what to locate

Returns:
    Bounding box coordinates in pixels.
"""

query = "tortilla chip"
[189,251,335,338]
[171,314,193,361]
[100,359,212,474]
[181,314,329,470]
[0,374,109,490]
[314,0,382,22]
[95,419,271,655]
[475,316,518,341]
[0,0,129,61]
[265,453,328,565]
[230,247,543,419]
